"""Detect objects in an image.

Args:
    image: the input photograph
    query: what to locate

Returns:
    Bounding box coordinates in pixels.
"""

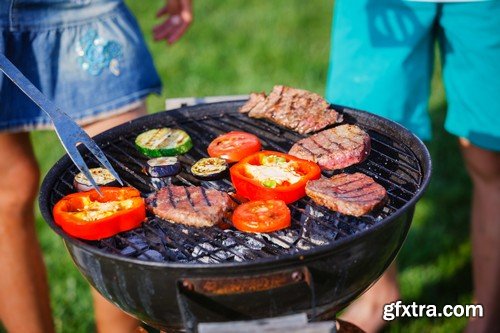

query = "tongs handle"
[0,53,123,193]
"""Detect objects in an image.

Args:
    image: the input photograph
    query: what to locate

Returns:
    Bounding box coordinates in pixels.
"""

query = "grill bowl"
[39,101,431,331]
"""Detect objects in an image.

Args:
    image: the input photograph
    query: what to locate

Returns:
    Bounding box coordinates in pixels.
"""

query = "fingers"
[166,20,190,44]
[153,0,192,44]
[156,6,169,18]
[152,16,191,45]
[153,18,176,43]
[170,0,192,43]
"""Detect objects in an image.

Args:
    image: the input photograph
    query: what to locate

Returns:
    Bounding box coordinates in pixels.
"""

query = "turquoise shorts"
[326,0,500,151]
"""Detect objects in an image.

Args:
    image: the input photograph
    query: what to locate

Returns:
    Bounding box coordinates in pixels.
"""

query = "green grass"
[4,1,473,332]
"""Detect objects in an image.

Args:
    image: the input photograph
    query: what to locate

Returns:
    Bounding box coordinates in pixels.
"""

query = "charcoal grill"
[39,101,431,332]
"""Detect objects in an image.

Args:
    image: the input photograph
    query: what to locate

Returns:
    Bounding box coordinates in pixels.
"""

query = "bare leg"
[92,289,141,333]
[460,140,500,333]
[340,263,399,333]
[84,102,147,137]
[0,132,55,333]
[85,104,148,333]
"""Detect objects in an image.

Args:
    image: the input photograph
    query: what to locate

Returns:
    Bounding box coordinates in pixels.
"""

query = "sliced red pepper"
[229,151,321,204]
[52,187,146,240]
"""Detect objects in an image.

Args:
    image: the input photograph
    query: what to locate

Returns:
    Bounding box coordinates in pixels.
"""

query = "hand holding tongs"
[0,53,123,194]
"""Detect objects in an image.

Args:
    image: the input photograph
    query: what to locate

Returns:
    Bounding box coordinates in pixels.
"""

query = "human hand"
[153,0,193,44]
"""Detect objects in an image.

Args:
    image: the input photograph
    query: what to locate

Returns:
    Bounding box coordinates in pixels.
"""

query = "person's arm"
[153,0,193,44]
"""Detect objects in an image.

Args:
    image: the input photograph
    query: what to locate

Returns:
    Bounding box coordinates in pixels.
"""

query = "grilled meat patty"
[306,173,387,217]
[239,85,342,134]
[146,185,235,228]
[289,124,371,170]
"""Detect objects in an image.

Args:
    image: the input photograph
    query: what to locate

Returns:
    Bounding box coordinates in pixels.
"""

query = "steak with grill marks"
[306,173,387,217]
[239,85,342,134]
[239,92,266,115]
[146,185,236,228]
[289,124,370,170]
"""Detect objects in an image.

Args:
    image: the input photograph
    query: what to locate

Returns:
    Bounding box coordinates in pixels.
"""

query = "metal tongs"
[0,53,123,194]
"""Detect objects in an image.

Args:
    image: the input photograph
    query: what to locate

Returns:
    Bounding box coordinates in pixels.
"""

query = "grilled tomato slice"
[232,199,291,233]
[52,187,146,240]
[207,131,262,163]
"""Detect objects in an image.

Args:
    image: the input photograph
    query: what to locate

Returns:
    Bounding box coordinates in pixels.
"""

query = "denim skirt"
[0,0,162,132]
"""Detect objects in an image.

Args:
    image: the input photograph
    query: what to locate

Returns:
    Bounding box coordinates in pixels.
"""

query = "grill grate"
[49,105,423,265]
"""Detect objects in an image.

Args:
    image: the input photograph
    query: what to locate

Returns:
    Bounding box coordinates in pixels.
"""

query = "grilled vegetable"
[230,151,321,204]
[146,157,181,177]
[207,131,262,163]
[232,199,291,233]
[73,167,118,192]
[52,187,146,240]
[135,128,193,157]
[191,157,228,180]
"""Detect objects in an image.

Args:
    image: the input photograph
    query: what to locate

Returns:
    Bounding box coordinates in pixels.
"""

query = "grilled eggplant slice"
[73,167,118,192]
[146,157,181,177]
[73,168,120,192]
[191,157,228,180]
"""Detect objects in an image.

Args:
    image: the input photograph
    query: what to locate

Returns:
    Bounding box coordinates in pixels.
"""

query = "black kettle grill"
[39,101,431,332]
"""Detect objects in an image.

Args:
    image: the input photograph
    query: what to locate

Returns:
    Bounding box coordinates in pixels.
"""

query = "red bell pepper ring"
[229,151,321,204]
[52,187,146,240]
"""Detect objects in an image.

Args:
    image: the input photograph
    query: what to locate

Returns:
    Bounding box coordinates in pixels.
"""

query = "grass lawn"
[2,1,473,332]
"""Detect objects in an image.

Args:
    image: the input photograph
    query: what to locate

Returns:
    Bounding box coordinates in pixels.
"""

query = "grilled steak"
[305,173,387,217]
[239,85,342,134]
[289,124,370,170]
[146,185,235,228]
[239,92,266,115]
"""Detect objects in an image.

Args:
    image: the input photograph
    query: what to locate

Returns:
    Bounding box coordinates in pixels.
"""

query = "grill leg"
[176,284,198,333]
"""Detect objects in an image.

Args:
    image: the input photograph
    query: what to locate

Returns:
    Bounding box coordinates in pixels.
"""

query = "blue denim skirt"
[0,0,162,132]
